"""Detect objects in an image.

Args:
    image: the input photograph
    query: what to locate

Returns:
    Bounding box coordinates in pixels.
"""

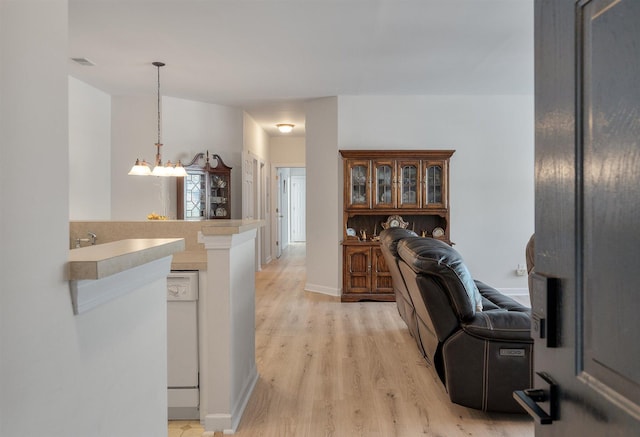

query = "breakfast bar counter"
[67,238,185,315]
[68,238,185,280]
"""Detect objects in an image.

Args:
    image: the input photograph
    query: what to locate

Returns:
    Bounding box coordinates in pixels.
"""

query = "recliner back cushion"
[397,237,483,320]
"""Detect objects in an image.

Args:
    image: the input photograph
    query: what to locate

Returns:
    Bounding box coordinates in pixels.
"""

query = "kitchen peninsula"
[70,219,264,434]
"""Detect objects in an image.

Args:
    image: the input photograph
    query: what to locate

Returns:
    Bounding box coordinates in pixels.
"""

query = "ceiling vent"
[71,57,95,66]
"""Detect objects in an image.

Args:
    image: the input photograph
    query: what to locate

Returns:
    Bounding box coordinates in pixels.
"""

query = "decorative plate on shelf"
[432,227,445,238]
[346,227,357,237]
[382,215,409,230]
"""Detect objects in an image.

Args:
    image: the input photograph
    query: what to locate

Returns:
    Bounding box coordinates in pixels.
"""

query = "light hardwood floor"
[170,243,533,437]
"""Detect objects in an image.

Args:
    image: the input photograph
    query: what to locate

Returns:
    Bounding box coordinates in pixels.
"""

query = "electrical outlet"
[516,264,528,276]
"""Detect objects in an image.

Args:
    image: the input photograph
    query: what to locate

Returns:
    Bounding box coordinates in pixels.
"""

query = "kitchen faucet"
[75,232,97,248]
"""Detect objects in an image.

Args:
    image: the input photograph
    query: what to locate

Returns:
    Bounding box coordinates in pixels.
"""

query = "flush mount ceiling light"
[276,123,295,134]
[129,61,186,177]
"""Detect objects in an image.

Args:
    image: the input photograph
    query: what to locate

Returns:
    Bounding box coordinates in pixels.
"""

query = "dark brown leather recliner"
[381,231,533,413]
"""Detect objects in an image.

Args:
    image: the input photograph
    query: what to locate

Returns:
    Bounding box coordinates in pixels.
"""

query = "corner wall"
[1,3,168,436]
[304,97,342,295]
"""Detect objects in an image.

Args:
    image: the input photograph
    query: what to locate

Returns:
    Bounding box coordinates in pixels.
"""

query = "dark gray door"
[522,0,640,435]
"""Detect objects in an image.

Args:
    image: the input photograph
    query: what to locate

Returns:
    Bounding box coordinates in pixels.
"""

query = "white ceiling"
[68,0,533,137]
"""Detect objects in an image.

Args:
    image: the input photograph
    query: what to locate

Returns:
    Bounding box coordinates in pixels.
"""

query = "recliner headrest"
[379,228,419,256]
[397,237,483,318]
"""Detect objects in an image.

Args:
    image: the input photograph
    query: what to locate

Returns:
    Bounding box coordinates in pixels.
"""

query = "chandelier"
[128,61,186,177]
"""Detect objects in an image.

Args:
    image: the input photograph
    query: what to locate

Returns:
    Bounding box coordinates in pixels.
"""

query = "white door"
[275,169,284,258]
[290,175,306,242]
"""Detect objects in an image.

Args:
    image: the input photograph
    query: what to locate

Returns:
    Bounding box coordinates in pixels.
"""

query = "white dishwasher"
[167,271,199,420]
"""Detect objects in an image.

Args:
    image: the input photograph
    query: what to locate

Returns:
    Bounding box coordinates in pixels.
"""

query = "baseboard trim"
[497,287,529,297]
[231,366,259,432]
[497,288,530,307]
[203,367,259,434]
[204,413,233,435]
[304,282,341,297]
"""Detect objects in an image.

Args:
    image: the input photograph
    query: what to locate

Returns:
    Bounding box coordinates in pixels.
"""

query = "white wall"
[69,76,111,220]
[337,95,534,289]
[1,2,167,436]
[304,97,342,295]
[270,136,305,165]
[243,112,269,162]
[110,96,243,220]
[110,95,162,219]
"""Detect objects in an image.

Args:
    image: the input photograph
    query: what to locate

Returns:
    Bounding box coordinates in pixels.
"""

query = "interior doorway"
[273,167,306,259]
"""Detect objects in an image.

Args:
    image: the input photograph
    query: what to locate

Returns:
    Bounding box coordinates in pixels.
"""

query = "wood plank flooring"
[173,243,533,437]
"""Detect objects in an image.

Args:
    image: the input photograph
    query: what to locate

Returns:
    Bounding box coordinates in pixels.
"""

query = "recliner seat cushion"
[398,237,483,318]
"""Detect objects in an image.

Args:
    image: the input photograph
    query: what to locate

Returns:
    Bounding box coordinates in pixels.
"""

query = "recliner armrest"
[461,310,532,342]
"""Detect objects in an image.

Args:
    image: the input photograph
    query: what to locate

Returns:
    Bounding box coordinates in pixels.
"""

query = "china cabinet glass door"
[348,160,371,208]
[374,161,395,208]
[184,172,205,219]
[398,161,420,208]
[209,172,229,218]
[423,160,446,208]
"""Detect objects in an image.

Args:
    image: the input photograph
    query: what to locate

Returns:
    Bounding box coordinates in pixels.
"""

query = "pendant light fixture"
[129,61,186,177]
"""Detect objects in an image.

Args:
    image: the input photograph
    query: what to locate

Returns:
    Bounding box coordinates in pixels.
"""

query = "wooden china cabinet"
[340,149,454,302]
[177,151,232,220]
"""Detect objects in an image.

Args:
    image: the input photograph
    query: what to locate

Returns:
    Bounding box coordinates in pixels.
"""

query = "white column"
[198,228,259,434]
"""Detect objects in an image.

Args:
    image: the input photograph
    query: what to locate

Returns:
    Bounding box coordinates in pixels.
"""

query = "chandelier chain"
[157,63,161,145]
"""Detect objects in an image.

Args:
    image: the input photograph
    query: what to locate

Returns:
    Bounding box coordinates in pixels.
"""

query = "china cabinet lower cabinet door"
[342,245,394,302]
[371,246,393,294]
[343,245,371,295]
